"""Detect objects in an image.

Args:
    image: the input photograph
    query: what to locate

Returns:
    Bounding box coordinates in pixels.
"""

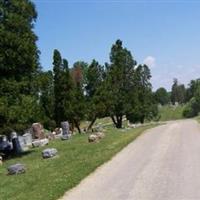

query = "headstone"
[54,128,61,135]
[32,123,45,139]
[61,121,71,140]
[42,148,58,159]
[23,132,32,146]
[88,134,98,143]
[7,163,26,175]
[0,156,2,165]
[32,138,49,148]
[47,132,55,140]
[127,121,136,128]
[11,132,22,154]
[94,132,105,139]
[0,135,12,155]
[18,136,29,152]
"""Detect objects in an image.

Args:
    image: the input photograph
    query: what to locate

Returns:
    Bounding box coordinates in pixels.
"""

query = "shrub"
[183,97,200,118]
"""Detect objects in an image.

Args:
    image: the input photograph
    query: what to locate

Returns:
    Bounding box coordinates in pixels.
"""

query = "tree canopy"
[0,1,159,135]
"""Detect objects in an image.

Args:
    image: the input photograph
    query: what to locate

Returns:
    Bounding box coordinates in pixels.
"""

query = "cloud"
[143,56,156,68]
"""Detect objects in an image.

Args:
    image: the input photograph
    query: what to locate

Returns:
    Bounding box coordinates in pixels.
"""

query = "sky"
[33,0,200,90]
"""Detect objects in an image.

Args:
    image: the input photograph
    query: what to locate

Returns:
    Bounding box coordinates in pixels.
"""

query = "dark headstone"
[0,136,12,154]
[11,132,22,154]
[42,148,58,159]
[7,163,26,175]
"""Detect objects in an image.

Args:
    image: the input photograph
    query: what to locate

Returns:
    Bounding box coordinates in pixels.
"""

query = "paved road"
[61,120,200,200]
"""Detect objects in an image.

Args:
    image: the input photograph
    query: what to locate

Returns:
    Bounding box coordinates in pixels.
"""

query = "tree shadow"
[2,149,36,161]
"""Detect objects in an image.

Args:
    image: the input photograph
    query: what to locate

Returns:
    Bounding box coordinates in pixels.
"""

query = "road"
[61,119,200,200]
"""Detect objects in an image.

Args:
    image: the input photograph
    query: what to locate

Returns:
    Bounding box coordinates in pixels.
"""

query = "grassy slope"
[196,116,200,123]
[0,125,155,200]
[159,105,185,121]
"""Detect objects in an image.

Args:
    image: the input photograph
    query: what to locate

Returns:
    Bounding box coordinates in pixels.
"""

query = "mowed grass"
[159,105,185,121]
[0,125,155,200]
[196,116,200,123]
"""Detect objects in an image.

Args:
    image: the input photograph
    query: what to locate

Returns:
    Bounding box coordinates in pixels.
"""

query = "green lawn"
[196,116,200,123]
[0,125,155,200]
[159,105,185,121]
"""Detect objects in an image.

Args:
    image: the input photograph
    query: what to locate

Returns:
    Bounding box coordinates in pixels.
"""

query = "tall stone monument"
[61,121,71,140]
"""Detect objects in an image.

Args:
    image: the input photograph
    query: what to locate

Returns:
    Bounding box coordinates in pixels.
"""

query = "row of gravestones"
[5,122,71,175]
[2,121,71,175]
[2,121,107,175]
[0,121,71,159]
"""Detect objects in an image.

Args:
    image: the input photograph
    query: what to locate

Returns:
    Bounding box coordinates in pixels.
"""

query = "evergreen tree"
[52,50,75,127]
[85,59,106,130]
[106,39,137,128]
[53,49,63,125]
[35,70,55,130]
[171,79,186,104]
[183,78,200,118]
[171,78,179,105]
[0,0,40,135]
[71,62,87,133]
[128,64,157,123]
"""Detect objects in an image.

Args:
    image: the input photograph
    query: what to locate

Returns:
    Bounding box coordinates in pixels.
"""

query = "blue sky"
[33,0,200,90]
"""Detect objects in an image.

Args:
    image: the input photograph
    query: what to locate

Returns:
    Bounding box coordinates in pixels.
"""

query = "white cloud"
[143,56,156,68]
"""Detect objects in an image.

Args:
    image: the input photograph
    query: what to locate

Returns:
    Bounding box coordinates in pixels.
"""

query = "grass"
[0,125,156,200]
[159,105,185,121]
[196,115,200,123]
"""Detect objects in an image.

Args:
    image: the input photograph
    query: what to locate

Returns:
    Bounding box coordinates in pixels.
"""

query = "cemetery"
[0,119,155,200]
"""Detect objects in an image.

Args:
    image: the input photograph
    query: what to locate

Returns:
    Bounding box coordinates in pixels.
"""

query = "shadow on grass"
[2,149,36,161]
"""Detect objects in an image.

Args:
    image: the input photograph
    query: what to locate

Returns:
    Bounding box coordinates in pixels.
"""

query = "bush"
[183,97,200,118]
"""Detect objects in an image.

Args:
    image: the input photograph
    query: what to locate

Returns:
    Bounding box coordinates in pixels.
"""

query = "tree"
[35,70,55,130]
[171,78,179,105]
[185,79,200,102]
[127,64,157,123]
[53,49,63,125]
[105,39,137,128]
[0,0,40,135]
[85,59,106,130]
[171,79,186,105]
[183,80,200,118]
[155,87,170,105]
[52,50,75,127]
[71,61,87,133]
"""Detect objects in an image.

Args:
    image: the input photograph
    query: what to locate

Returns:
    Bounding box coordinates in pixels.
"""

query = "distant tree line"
[183,79,200,118]
[0,0,158,135]
[154,77,200,118]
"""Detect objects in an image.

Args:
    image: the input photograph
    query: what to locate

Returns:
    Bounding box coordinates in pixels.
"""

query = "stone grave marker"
[11,132,22,154]
[32,123,45,139]
[42,148,58,159]
[7,163,26,175]
[61,121,71,140]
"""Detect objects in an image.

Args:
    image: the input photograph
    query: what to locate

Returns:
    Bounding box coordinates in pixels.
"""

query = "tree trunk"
[111,115,122,128]
[87,116,97,131]
[140,115,145,124]
[116,115,122,128]
[74,120,81,134]
[70,122,75,134]
[111,115,117,126]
